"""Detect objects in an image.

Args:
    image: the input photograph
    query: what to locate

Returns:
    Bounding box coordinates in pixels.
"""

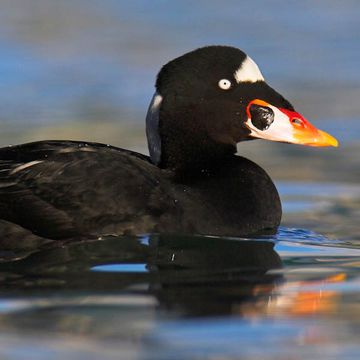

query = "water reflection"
[0,233,359,358]
[0,235,283,317]
[0,233,356,320]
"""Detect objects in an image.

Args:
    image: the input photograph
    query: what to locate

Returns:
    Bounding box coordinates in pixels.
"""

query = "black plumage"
[0,46,298,246]
[0,140,280,242]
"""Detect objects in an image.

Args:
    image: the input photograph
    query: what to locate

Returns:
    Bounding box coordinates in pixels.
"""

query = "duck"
[0,46,337,244]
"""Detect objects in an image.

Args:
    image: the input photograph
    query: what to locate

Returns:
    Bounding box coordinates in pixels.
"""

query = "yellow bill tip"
[316,129,339,147]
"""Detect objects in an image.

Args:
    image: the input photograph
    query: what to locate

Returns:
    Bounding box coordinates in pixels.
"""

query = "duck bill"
[245,99,338,147]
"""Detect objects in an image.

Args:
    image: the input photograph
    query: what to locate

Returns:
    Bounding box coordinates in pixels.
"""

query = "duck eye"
[249,104,274,131]
[218,79,232,90]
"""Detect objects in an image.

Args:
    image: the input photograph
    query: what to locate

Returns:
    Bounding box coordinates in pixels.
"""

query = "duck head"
[146,46,338,173]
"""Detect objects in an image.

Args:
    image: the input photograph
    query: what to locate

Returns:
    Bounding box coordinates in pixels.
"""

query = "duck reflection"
[147,235,282,317]
[0,235,283,317]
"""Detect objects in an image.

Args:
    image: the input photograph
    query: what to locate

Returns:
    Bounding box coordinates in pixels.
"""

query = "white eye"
[218,79,232,90]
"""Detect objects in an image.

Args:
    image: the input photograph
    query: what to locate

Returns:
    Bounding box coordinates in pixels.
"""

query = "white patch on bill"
[10,160,43,175]
[234,56,265,83]
[245,105,295,143]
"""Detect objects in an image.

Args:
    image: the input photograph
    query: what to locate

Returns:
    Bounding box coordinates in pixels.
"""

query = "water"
[0,1,359,359]
[0,222,359,359]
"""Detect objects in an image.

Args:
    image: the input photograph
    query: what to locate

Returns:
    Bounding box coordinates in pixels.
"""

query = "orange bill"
[245,99,338,147]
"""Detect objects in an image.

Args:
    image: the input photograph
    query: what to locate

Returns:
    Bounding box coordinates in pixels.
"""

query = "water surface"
[0,221,359,359]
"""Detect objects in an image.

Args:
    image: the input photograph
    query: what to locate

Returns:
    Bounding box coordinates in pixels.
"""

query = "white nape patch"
[234,56,264,83]
[10,160,43,175]
[146,92,163,165]
[151,93,163,111]
[245,105,295,143]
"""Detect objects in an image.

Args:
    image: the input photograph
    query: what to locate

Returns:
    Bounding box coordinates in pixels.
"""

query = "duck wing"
[0,140,175,240]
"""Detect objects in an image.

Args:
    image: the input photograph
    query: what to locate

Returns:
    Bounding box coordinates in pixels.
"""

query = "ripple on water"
[0,231,359,359]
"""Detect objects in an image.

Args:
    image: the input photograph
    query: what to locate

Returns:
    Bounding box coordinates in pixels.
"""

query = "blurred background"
[0,0,359,182]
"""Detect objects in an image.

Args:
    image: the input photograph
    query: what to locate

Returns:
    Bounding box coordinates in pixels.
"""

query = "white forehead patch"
[234,56,264,83]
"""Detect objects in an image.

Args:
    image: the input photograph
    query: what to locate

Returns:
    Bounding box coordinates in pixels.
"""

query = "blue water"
[0,224,359,359]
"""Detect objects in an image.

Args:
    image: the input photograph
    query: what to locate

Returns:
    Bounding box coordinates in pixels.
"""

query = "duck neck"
[148,97,243,179]
[159,134,236,179]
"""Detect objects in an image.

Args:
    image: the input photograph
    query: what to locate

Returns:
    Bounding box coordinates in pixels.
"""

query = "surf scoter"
[0,46,337,243]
